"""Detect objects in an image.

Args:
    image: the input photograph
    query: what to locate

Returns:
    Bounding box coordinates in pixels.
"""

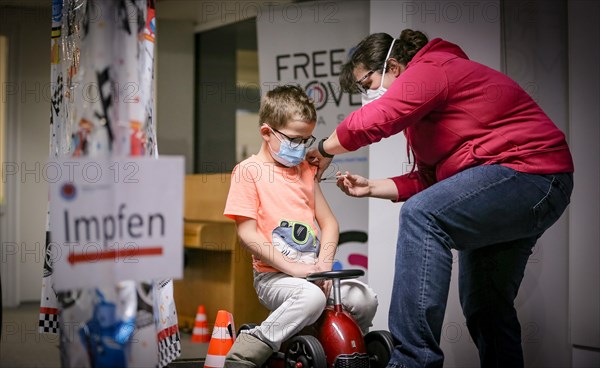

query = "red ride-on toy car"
[239,269,394,368]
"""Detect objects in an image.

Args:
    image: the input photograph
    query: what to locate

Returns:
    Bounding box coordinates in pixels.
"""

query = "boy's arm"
[235,216,319,278]
[313,181,339,272]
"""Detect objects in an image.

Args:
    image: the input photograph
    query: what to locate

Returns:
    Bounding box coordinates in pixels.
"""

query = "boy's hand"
[288,263,322,278]
[314,279,333,299]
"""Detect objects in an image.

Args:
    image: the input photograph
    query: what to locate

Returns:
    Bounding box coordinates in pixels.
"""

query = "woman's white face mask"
[361,38,396,106]
[361,83,387,106]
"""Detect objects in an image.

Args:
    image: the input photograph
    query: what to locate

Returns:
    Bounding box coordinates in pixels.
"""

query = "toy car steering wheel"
[306,269,365,307]
[306,269,365,281]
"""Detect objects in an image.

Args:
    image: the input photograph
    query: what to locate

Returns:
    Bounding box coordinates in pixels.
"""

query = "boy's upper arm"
[224,164,258,221]
[313,180,336,225]
[235,216,257,238]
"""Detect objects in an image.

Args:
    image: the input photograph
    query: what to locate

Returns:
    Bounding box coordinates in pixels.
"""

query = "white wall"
[0,6,51,303]
[155,19,195,174]
[503,1,572,365]
[16,12,50,302]
[568,0,600,364]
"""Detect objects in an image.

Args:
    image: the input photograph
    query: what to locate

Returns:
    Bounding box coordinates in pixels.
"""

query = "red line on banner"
[68,247,163,265]
[39,307,59,315]
[157,324,180,341]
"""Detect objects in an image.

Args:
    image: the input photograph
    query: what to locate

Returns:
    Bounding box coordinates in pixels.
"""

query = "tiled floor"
[0,302,208,367]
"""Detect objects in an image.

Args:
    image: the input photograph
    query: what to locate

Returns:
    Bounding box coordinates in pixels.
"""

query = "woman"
[307,29,573,367]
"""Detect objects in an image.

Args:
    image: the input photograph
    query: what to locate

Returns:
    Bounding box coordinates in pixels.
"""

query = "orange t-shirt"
[224,155,320,273]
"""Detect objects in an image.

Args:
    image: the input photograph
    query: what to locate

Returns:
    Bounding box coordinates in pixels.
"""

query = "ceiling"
[0,0,296,23]
[0,0,202,21]
[155,0,206,22]
[0,0,48,6]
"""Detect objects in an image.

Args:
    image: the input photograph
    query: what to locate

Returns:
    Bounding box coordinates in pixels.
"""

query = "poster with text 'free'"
[49,156,184,291]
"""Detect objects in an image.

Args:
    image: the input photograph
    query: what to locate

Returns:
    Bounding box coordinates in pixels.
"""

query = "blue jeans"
[388,165,573,368]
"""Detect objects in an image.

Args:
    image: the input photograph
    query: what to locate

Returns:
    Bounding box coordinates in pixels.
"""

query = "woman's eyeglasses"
[271,128,316,148]
[355,70,375,95]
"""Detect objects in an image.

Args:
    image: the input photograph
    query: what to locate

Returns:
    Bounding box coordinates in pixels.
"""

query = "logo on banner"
[275,49,362,112]
[61,182,77,201]
[305,81,328,110]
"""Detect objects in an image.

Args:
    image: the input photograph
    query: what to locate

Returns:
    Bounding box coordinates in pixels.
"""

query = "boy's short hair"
[259,85,317,129]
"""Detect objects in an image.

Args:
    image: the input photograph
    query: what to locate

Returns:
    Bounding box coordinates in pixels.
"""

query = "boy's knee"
[340,282,378,333]
[358,291,378,321]
[301,284,327,317]
[363,292,379,321]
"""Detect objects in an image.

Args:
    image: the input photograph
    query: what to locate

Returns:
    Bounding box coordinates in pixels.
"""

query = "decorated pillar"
[40,1,181,367]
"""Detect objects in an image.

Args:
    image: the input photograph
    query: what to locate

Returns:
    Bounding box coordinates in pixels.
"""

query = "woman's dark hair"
[340,29,429,93]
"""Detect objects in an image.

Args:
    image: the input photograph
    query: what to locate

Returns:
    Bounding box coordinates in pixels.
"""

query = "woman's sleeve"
[389,163,437,202]
[389,173,424,202]
[336,63,448,152]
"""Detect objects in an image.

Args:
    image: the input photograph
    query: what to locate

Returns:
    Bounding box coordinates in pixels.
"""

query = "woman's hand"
[306,148,333,181]
[336,171,371,198]
[307,132,347,180]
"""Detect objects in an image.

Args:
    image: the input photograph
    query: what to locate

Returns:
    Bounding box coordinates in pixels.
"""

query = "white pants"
[246,271,378,351]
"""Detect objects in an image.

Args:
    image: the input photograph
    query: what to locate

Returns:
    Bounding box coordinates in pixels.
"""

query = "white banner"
[257,0,370,278]
[49,157,184,290]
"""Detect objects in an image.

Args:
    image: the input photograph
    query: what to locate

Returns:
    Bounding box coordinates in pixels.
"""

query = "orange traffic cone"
[204,310,236,368]
[191,305,210,343]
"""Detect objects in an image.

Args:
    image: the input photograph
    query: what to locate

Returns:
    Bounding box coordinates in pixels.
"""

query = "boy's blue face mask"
[267,127,307,167]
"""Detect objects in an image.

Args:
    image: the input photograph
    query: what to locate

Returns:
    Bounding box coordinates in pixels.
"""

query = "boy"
[223,85,377,367]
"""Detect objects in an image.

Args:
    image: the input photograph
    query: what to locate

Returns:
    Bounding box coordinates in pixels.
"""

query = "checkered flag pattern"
[38,307,59,334]
[158,326,181,368]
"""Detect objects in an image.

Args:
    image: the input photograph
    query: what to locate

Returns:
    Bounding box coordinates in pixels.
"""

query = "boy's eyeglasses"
[272,128,316,148]
[355,70,375,95]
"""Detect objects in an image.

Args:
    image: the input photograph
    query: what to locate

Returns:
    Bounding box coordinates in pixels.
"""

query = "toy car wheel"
[365,330,394,368]
[284,335,326,368]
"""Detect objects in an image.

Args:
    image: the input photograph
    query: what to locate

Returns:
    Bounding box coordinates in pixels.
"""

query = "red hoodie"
[336,38,574,201]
